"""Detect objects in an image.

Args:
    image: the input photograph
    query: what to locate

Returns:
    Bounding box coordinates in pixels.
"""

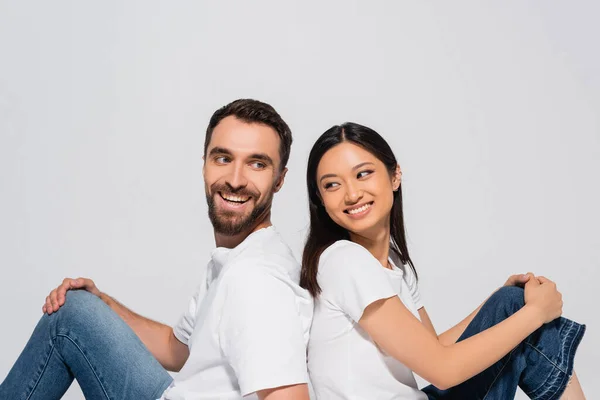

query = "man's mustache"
[209,183,259,200]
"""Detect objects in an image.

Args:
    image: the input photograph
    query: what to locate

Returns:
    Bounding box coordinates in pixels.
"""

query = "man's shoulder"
[236,227,300,270]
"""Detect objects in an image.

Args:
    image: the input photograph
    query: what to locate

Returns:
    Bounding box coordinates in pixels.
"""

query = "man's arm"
[44,277,189,371]
[219,266,310,400]
[256,384,310,400]
[98,292,190,371]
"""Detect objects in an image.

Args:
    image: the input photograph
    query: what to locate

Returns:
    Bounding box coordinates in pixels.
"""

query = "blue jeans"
[0,290,173,400]
[422,286,585,400]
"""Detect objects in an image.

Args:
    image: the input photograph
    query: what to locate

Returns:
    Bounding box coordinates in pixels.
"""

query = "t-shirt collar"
[208,226,275,283]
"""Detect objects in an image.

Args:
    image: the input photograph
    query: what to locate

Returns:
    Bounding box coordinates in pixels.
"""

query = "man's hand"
[43,277,101,315]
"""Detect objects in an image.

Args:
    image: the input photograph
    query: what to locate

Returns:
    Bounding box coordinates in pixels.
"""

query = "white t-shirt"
[161,226,313,400]
[308,240,428,400]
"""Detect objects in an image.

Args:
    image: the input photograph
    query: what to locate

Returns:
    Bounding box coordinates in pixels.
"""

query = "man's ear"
[274,167,288,193]
[392,164,402,191]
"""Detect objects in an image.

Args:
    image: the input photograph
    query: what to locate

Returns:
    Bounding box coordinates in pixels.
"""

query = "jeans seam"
[25,343,57,400]
[55,333,111,400]
[482,349,514,400]
[547,324,581,400]
[524,322,583,400]
[524,342,566,374]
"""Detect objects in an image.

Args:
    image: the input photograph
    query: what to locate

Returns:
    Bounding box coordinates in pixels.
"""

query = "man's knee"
[52,290,109,331]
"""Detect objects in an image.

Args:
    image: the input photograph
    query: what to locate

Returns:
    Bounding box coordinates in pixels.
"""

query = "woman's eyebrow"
[319,162,376,183]
[319,173,337,183]
[352,161,375,171]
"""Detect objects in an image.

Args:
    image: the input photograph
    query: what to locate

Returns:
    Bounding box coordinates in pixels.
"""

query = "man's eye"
[357,170,373,179]
[250,161,266,169]
[215,156,230,164]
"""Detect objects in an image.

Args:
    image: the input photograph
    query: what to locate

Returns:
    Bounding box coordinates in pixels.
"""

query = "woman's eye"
[357,170,373,179]
[324,182,340,189]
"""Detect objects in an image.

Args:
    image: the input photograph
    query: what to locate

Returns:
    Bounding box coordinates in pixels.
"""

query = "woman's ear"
[392,164,402,191]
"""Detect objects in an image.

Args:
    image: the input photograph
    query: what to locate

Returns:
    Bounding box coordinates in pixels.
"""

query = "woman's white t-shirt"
[308,240,428,400]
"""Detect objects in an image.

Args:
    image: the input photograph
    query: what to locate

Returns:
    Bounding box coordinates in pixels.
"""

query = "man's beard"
[206,184,273,236]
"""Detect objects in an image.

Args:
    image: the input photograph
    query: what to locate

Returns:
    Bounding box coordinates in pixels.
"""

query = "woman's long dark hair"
[300,122,416,297]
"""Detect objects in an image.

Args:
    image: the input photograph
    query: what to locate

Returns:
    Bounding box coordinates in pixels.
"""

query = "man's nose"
[225,162,248,190]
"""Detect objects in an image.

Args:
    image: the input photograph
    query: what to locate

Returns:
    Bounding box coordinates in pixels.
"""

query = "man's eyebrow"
[208,147,233,156]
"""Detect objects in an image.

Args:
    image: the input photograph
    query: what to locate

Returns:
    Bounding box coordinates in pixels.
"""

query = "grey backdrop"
[1,1,598,399]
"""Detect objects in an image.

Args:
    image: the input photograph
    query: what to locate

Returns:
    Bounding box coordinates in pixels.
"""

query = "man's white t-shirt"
[308,240,428,400]
[160,226,313,400]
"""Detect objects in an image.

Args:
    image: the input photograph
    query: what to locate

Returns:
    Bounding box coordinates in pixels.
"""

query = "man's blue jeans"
[423,286,585,399]
[1,287,585,399]
[0,290,173,399]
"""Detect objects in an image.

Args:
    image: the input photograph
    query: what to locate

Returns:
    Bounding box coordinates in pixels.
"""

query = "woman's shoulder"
[319,240,373,263]
[319,240,376,269]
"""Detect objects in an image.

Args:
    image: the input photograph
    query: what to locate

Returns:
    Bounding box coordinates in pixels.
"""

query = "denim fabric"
[422,286,585,400]
[0,290,173,400]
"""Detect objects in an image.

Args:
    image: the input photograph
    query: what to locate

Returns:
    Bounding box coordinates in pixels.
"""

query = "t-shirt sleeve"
[403,263,423,310]
[218,264,308,396]
[318,241,398,322]
[172,286,201,345]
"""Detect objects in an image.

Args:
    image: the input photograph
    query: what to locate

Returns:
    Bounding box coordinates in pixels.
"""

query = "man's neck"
[214,217,273,249]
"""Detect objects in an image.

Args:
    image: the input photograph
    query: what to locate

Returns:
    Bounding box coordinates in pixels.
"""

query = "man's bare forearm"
[98,292,189,371]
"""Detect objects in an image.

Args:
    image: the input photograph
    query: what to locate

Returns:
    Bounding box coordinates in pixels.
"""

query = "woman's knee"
[486,286,525,315]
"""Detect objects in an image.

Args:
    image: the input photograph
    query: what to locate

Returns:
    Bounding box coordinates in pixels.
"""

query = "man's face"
[203,116,286,236]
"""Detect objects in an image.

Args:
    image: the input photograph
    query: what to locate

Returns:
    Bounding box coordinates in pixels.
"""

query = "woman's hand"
[524,275,563,324]
[503,273,532,288]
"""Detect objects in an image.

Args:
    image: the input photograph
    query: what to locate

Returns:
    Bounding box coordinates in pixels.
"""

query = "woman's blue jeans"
[0,287,585,400]
[422,286,585,400]
[0,290,173,399]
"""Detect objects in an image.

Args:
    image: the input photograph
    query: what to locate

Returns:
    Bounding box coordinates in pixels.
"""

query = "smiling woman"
[301,122,586,400]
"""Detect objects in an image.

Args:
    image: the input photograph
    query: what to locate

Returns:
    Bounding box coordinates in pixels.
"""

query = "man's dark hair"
[204,99,293,171]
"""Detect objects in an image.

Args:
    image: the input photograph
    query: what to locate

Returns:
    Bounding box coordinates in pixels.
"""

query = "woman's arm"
[359,277,561,390]
[420,274,533,346]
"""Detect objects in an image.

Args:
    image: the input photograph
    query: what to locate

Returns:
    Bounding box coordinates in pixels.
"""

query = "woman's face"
[316,142,400,238]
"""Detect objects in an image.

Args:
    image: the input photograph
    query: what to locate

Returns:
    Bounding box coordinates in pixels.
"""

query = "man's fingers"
[76,277,99,295]
[57,283,71,305]
[45,296,53,315]
[70,278,85,288]
[74,277,90,289]
[50,289,61,311]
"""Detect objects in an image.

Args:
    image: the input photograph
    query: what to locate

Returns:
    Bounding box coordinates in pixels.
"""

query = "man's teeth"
[221,193,249,203]
[347,203,372,215]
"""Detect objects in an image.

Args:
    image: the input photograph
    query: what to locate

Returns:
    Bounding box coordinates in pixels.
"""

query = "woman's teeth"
[347,202,372,215]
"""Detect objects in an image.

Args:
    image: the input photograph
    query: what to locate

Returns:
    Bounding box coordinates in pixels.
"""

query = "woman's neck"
[349,224,392,269]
